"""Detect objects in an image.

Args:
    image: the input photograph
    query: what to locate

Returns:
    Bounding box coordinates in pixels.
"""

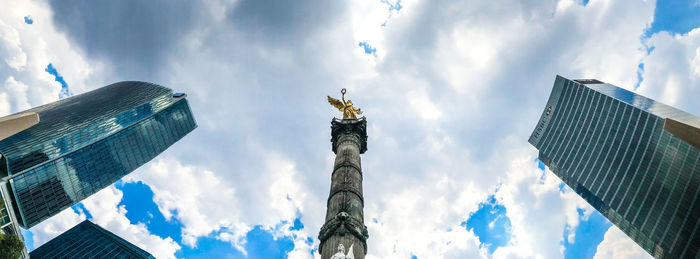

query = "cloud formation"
[30,187,181,259]
[1,0,698,258]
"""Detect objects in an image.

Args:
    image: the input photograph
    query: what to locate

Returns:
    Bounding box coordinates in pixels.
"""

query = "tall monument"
[319,89,369,259]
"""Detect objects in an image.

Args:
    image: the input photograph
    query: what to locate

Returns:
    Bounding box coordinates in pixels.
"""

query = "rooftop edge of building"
[0,81,171,120]
[30,219,154,258]
[0,81,187,176]
[530,75,699,149]
[570,76,700,129]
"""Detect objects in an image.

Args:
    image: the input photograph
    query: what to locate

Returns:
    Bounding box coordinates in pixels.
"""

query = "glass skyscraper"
[529,76,699,258]
[29,219,154,258]
[0,81,196,229]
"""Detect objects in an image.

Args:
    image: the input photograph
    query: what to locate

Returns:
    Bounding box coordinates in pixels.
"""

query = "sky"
[0,0,699,258]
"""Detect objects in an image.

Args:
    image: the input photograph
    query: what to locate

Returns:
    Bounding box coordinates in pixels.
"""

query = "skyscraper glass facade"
[529,76,699,258]
[29,220,154,258]
[0,81,196,228]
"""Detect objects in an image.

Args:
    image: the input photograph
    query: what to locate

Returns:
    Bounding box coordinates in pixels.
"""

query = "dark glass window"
[4,84,197,228]
[528,77,700,258]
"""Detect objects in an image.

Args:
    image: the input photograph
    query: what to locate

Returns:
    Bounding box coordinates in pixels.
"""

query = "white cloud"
[30,205,86,248]
[124,154,317,255]
[80,187,181,259]
[637,28,700,113]
[594,225,652,259]
[1,76,31,113]
[150,0,660,257]
[0,93,10,116]
[287,238,318,259]
[124,158,244,248]
[28,187,180,259]
[692,45,700,77]
[5,0,699,258]
[0,0,98,109]
[363,179,486,258]
[0,19,26,70]
[493,154,591,259]
[407,89,442,120]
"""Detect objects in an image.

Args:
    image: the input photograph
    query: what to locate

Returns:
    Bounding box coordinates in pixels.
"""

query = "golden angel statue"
[328,88,363,119]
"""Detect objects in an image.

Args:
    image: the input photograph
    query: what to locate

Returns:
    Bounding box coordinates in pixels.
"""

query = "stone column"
[319,117,369,259]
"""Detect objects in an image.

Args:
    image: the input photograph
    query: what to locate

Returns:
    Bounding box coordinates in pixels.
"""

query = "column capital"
[331,117,368,154]
[318,211,369,254]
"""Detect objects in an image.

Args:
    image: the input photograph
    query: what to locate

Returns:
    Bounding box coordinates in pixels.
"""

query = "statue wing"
[328,96,345,111]
[346,244,355,259]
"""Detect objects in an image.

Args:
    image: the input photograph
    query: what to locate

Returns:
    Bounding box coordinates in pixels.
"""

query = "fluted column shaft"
[319,118,368,259]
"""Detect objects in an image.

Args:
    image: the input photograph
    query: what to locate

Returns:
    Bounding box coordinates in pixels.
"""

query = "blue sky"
[117,181,299,258]
[1,0,700,258]
[645,0,700,36]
